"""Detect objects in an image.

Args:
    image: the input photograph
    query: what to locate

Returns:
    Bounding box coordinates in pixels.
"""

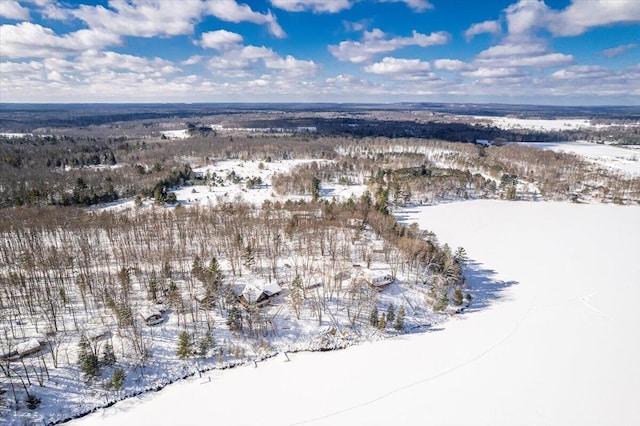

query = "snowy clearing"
[516,141,640,176]
[473,116,628,131]
[72,200,640,426]
[96,159,368,212]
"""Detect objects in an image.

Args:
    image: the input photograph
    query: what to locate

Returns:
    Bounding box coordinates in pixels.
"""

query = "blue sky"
[1,0,639,105]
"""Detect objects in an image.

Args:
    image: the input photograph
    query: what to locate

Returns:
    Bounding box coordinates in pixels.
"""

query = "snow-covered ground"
[473,116,621,131]
[72,200,640,426]
[97,159,367,211]
[516,141,640,176]
[161,129,190,139]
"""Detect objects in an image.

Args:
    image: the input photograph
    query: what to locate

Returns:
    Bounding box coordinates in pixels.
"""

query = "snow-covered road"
[71,200,640,426]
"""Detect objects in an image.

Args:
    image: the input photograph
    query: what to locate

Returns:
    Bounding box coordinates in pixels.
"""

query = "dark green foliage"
[176,331,194,360]
[111,367,126,391]
[226,305,242,331]
[394,306,405,331]
[453,286,464,306]
[377,313,387,329]
[369,306,379,327]
[102,343,116,366]
[77,337,100,378]
[386,303,395,324]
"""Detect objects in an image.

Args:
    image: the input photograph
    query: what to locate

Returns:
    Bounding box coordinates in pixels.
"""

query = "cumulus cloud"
[204,0,285,38]
[0,22,121,58]
[73,0,202,38]
[600,43,638,58]
[329,29,450,63]
[269,0,352,13]
[197,30,243,50]
[208,45,316,78]
[377,0,432,12]
[72,0,285,39]
[0,1,30,20]
[363,56,431,76]
[433,58,471,71]
[551,65,613,80]
[474,40,573,69]
[503,0,640,38]
[181,55,204,66]
[464,20,501,41]
[462,67,525,79]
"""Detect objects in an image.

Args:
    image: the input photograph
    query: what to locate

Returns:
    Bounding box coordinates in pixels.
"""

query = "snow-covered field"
[516,141,640,176]
[474,116,620,131]
[72,200,640,426]
[97,159,367,211]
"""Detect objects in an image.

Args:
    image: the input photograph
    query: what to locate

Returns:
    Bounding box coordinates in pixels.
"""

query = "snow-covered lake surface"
[72,200,640,426]
[516,141,640,176]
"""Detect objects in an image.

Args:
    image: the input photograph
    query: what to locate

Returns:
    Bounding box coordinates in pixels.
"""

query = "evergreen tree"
[111,367,126,391]
[386,303,395,324]
[369,306,379,327]
[77,337,99,378]
[198,334,213,356]
[102,342,116,366]
[378,313,387,329]
[176,331,194,360]
[243,245,255,269]
[227,305,242,331]
[394,306,405,331]
[453,286,464,306]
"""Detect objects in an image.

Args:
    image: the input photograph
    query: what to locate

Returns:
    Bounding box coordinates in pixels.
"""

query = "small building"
[140,308,164,326]
[2,339,43,361]
[239,281,282,308]
[364,270,395,291]
[475,139,491,147]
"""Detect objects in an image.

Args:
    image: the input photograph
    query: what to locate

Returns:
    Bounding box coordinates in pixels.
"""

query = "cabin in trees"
[2,338,43,361]
[364,270,395,291]
[140,308,164,326]
[239,281,282,308]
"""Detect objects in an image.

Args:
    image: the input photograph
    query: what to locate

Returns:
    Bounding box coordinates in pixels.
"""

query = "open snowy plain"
[72,200,640,426]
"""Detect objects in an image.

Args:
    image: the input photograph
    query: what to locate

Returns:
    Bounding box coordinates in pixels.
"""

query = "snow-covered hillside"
[72,200,640,426]
[516,141,640,176]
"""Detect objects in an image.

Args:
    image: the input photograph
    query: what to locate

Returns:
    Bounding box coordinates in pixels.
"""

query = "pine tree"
[386,303,395,324]
[394,306,405,331]
[111,367,126,391]
[453,286,464,306]
[227,305,242,331]
[176,331,194,360]
[243,245,255,270]
[77,337,99,378]
[102,342,116,366]
[369,306,379,326]
[198,334,213,356]
[378,313,387,329]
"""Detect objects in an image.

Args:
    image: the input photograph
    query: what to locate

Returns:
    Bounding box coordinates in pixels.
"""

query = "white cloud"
[475,41,573,68]
[363,56,430,75]
[462,67,525,79]
[551,65,612,80]
[181,55,204,65]
[204,0,285,38]
[433,59,471,71]
[600,43,638,58]
[207,45,316,78]
[329,29,450,63]
[0,22,121,59]
[269,0,352,13]
[464,20,501,41]
[377,0,432,12]
[198,30,243,50]
[0,1,30,20]
[503,0,640,38]
[547,0,640,37]
[72,0,285,40]
[73,0,202,38]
